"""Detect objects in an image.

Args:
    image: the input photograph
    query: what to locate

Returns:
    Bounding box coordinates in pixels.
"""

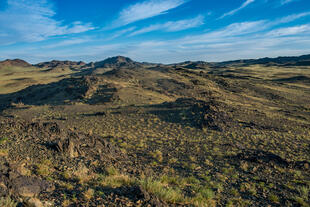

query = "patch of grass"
[105,166,119,176]
[100,174,135,188]
[192,185,216,207]
[0,197,18,207]
[268,193,280,204]
[294,197,310,207]
[60,182,74,190]
[150,149,163,162]
[83,188,95,200]
[196,186,215,199]
[0,137,8,144]
[35,159,53,176]
[72,163,92,184]
[297,185,309,200]
[139,177,185,204]
[294,185,310,207]
[240,182,257,196]
[0,149,8,157]
[62,199,71,207]
[99,166,136,188]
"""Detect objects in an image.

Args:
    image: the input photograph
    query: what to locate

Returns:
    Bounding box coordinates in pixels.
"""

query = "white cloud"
[2,10,310,64]
[116,0,186,26]
[129,15,204,36]
[42,38,92,49]
[266,24,310,37]
[280,0,298,5]
[122,20,310,63]
[274,12,310,24]
[181,20,267,44]
[220,0,255,19]
[66,22,95,34]
[109,27,137,39]
[0,0,95,45]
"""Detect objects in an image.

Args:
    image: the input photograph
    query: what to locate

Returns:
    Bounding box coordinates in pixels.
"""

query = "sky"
[0,0,309,64]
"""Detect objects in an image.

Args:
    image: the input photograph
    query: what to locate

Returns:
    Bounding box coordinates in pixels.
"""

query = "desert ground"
[0,55,309,206]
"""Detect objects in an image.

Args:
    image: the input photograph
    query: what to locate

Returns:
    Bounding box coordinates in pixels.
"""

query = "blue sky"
[0,0,309,63]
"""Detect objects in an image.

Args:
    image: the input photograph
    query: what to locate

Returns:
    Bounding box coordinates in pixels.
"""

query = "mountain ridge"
[2,54,310,68]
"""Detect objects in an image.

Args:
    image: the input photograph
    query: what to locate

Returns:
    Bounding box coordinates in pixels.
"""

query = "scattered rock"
[234,150,289,167]
[139,186,167,206]
[54,137,80,158]
[11,176,54,198]
[160,98,234,131]
[0,161,54,200]
[0,180,8,197]
[23,197,44,207]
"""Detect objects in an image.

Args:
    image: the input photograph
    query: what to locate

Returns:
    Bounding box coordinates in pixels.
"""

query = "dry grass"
[0,66,74,94]
[0,149,8,157]
[0,197,17,207]
[0,62,309,206]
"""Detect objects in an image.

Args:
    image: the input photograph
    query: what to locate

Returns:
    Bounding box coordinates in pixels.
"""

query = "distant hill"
[35,60,86,72]
[1,54,310,72]
[184,61,212,69]
[0,59,31,68]
[92,56,143,69]
[216,54,310,67]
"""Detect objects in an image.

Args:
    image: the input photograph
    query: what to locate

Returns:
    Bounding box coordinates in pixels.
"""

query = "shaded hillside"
[0,76,118,109]
[274,75,310,84]
[172,61,212,69]
[35,60,86,72]
[92,56,143,69]
[216,54,310,66]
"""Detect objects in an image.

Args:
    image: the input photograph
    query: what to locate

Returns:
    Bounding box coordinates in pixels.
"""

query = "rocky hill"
[217,54,310,66]
[0,59,31,69]
[92,56,143,69]
[35,60,86,72]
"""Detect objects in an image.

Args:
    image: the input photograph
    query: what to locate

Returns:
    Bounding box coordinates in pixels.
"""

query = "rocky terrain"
[35,61,86,72]
[0,55,309,206]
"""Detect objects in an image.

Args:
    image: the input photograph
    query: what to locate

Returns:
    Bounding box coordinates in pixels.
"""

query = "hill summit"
[93,56,141,68]
[0,59,31,68]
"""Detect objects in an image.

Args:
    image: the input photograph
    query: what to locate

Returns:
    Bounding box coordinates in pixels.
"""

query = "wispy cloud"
[0,0,95,45]
[66,22,95,34]
[109,27,137,39]
[181,20,267,45]
[123,18,310,62]
[129,15,204,36]
[2,3,310,64]
[220,0,255,19]
[280,0,299,5]
[42,38,92,49]
[116,0,186,26]
[274,11,310,24]
[266,24,310,37]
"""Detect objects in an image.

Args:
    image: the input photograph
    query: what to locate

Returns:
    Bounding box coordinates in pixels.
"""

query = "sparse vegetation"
[0,56,309,206]
[35,159,53,176]
[139,177,185,204]
[0,197,17,207]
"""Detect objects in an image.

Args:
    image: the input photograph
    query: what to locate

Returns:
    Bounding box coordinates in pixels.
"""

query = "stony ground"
[0,58,309,206]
